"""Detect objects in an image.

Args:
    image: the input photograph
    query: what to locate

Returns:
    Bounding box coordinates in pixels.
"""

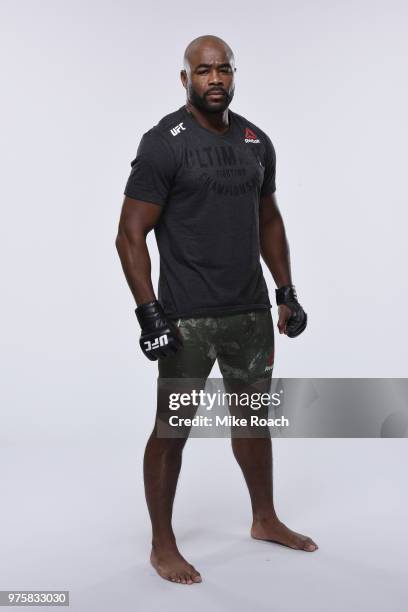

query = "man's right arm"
[116,131,183,360]
[116,128,176,304]
[116,196,183,360]
[115,196,162,306]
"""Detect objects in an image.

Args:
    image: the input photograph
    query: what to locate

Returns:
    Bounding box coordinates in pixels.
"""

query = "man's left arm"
[259,193,307,337]
[259,192,292,287]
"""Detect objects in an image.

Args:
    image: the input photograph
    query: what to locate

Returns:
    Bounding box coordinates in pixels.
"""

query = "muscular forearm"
[115,229,156,305]
[260,217,292,288]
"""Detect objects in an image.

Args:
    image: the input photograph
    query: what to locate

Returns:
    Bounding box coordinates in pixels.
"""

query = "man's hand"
[136,300,183,361]
[276,285,307,337]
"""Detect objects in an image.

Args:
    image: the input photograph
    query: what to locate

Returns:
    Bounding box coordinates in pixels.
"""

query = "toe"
[192,572,202,583]
[304,539,318,551]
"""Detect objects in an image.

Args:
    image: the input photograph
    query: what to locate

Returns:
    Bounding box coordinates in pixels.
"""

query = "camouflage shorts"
[158,308,274,384]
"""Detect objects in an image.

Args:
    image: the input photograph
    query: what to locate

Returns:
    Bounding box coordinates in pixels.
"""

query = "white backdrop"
[1,1,407,610]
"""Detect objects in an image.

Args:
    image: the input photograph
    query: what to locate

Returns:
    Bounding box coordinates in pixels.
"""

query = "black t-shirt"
[124,105,276,319]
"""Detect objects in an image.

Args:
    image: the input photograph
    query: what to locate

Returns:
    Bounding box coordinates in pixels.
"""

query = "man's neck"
[185,101,230,135]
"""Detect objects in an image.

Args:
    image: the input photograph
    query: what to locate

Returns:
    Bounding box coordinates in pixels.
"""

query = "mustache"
[206,88,227,96]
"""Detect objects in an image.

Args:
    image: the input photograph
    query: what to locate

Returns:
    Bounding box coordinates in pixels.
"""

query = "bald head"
[183,35,235,72]
[181,35,236,113]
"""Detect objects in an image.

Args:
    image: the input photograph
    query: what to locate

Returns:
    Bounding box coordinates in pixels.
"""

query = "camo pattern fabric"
[158,309,274,383]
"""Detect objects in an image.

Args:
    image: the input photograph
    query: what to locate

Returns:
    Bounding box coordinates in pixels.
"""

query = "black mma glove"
[135,300,183,361]
[275,285,307,338]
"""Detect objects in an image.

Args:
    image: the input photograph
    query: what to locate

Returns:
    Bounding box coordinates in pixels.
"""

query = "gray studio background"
[1,1,407,611]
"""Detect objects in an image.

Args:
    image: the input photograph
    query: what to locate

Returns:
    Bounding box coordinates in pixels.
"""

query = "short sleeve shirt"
[124,105,276,319]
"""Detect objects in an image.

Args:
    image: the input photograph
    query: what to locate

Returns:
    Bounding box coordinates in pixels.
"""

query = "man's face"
[182,44,235,113]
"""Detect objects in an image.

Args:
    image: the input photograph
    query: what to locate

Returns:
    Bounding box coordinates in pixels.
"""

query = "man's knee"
[148,427,189,455]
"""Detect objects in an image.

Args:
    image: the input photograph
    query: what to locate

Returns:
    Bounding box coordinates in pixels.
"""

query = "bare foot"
[150,544,202,584]
[251,517,318,552]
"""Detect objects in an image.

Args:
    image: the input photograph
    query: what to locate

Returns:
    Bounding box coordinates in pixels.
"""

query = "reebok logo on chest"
[244,127,260,143]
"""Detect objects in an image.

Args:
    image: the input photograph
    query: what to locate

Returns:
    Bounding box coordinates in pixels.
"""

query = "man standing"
[116,34,316,585]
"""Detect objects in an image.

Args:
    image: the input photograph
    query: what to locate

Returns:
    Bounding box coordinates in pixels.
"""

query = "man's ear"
[180,69,187,88]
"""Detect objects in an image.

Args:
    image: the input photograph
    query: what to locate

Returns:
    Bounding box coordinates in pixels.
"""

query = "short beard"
[187,83,234,114]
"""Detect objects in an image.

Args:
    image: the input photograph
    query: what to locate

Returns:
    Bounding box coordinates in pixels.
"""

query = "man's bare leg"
[231,436,318,551]
[143,428,202,584]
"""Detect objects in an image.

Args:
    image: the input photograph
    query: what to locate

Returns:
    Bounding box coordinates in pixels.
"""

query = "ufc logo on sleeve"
[170,122,186,136]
